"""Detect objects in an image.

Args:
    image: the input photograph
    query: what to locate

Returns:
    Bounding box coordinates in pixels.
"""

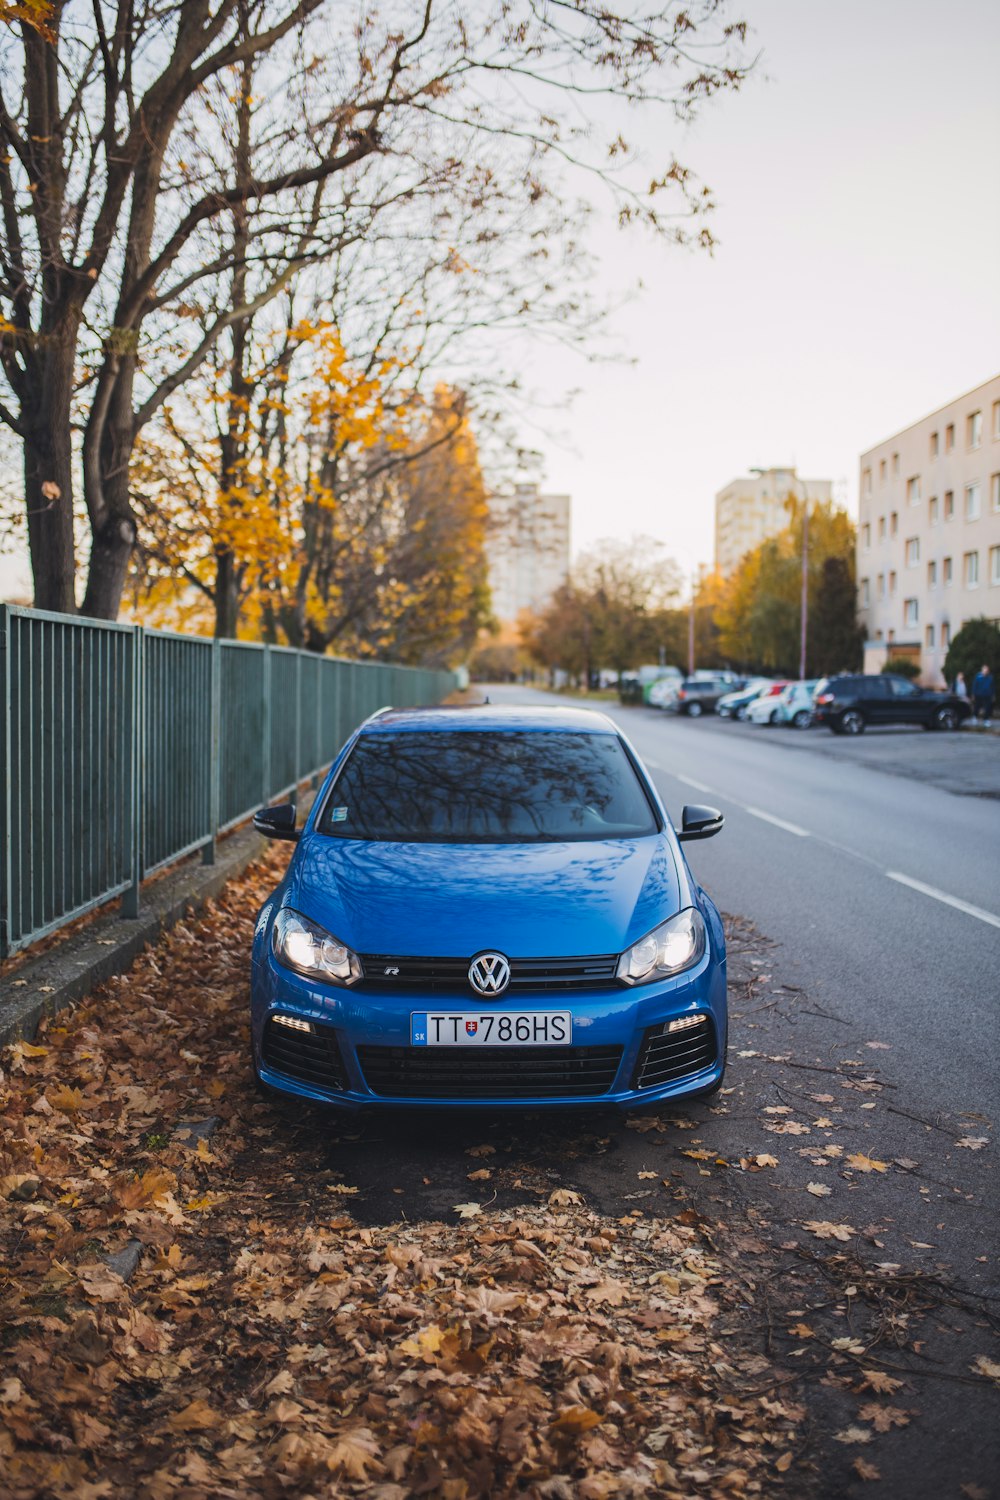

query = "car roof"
[361,704,619,734]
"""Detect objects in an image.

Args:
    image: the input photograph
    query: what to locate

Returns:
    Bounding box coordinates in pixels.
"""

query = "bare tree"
[0,0,752,618]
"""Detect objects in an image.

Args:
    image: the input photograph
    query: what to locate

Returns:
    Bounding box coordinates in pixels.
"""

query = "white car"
[648,675,681,710]
[745,682,791,725]
[772,679,821,728]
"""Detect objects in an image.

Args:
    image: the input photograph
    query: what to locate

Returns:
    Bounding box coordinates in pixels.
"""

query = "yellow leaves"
[114,1168,177,1211]
[400,1324,448,1361]
[183,1193,225,1213]
[548,1188,582,1207]
[452,1201,482,1219]
[806,1182,832,1198]
[326,1428,382,1481]
[845,1153,889,1173]
[167,1399,219,1432]
[47,1085,91,1114]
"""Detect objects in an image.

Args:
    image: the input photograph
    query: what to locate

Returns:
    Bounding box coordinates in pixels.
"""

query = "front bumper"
[250,949,727,1111]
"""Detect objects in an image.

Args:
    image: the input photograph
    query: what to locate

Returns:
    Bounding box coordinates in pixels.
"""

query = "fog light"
[273,1013,313,1033]
[667,1014,704,1034]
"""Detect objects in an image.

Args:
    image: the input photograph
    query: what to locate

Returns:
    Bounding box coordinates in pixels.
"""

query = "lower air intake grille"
[356,1044,623,1099]
[262,1017,345,1091]
[632,1018,717,1090]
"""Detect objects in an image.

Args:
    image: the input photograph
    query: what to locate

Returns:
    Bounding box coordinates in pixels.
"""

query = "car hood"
[287,833,683,957]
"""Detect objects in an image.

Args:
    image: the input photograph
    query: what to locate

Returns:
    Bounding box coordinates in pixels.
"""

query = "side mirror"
[253,802,299,841]
[677,804,724,842]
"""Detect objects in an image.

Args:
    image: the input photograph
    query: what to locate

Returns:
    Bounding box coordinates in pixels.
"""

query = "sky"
[520,0,1000,581]
[3,0,999,603]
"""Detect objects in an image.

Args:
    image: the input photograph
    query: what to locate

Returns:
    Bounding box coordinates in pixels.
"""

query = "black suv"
[813,674,971,735]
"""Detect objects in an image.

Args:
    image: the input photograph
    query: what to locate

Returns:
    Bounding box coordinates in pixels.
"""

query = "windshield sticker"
[329,806,348,822]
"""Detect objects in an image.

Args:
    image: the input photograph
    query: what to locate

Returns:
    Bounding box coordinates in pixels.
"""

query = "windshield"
[318,730,659,844]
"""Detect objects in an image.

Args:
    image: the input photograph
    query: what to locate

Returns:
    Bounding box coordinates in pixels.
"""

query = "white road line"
[674,773,716,794]
[744,806,811,838]
[885,871,1000,930]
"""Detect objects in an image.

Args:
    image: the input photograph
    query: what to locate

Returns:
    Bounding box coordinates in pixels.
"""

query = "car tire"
[769,709,779,725]
[934,706,959,732]
[840,710,865,735]
[686,702,703,718]
[736,705,749,721]
[792,710,812,729]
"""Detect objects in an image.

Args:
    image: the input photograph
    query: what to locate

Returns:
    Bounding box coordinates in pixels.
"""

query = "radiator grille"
[358,953,620,993]
[357,1043,623,1099]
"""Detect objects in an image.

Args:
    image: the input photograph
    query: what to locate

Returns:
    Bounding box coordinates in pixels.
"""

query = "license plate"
[411,1011,572,1046]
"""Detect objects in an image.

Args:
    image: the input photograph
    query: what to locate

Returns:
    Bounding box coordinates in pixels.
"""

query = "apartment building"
[715,467,833,576]
[487,483,571,624]
[857,374,1000,684]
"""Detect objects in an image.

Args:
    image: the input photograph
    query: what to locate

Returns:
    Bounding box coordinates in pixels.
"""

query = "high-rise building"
[487,484,570,624]
[857,374,1000,683]
[715,467,833,576]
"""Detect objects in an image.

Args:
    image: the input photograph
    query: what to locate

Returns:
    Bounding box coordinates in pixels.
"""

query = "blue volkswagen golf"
[249,704,727,1111]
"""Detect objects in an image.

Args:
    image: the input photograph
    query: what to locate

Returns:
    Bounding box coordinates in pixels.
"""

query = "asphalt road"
[486,685,1000,1124]
[292,684,999,1497]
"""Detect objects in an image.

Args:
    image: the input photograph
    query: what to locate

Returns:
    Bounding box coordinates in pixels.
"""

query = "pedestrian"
[954,671,968,701]
[971,663,994,727]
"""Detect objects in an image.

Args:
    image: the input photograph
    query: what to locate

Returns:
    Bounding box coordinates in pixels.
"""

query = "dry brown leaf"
[548,1188,582,1207]
[846,1153,889,1173]
[806,1182,832,1198]
[167,1399,219,1432]
[328,1428,382,1480]
[804,1220,857,1241]
[853,1458,881,1481]
[834,1426,872,1444]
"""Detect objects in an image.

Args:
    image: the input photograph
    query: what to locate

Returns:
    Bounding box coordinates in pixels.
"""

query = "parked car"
[746,681,794,725]
[648,675,681,711]
[672,677,732,717]
[774,679,821,728]
[753,679,819,728]
[619,664,682,706]
[812,674,972,734]
[717,679,774,720]
[250,704,728,1111]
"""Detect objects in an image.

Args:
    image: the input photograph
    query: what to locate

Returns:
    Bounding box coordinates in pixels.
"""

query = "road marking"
[885,872,1000,930]
[674,773,716,794]
[745,806,811,838]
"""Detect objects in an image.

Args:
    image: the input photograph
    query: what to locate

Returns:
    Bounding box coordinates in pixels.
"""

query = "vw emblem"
[468,951,511,998]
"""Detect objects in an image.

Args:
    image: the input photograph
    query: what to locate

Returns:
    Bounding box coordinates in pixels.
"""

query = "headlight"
[272,909,362,985]
[617,908,706,985]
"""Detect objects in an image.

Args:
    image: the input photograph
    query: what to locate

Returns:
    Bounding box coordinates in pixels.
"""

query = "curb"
[0,822,266,1050]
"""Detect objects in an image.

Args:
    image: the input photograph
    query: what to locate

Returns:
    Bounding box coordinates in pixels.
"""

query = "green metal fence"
[0,605,455,959]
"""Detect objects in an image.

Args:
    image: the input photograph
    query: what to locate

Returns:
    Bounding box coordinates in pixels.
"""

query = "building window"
[904,598,919,627]
[943,556,953,585]
[968,410,983,449]
[877,573,885,598]
[927,560,937,588]
[889,570,897,595]
[905,537,919,565]
[964,551,979,588]
[941,621,950,650]
[929,496,939,524]
[944,490,954,519]
[992,474,1000,512]
[879,459,887,483]
[993,401,1000,440]
[860,578,870,607]
[862,467,872,497]
[965,482,981,520]
[892,452,900,475]
[890,511,898,535]
[991,546,1000,586]
[878,516,886,540]
[862,523,871,549]
[906,476,920,504]
[930,432,939,459]
[925,624,935,648]
[945,423,955,452]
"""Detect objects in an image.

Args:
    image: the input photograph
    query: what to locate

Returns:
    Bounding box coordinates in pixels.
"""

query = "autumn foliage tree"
[1,0,751,626]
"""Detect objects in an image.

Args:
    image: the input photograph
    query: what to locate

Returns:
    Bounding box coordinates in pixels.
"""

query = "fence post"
[262,644,272,806]
[202,638,221,865]
[121,624,142,919]
[0,605,10,958]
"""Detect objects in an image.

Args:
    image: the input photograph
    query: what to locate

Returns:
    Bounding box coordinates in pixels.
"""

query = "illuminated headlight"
[617,908,707,986]
[667,1013,704,1034]
[272,909,362,985]
[273,1013,313,1033]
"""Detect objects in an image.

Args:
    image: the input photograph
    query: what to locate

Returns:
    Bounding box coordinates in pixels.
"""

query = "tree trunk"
[214,549,240,638]
[23,316,79,614]
[81,371,138,620]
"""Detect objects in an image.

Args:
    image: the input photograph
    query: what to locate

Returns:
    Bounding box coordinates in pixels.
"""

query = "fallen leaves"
[806,1181,832,1198]
[954,1136,989,1151]
[845,1153,889,1173]
[803,1220,857,1242]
